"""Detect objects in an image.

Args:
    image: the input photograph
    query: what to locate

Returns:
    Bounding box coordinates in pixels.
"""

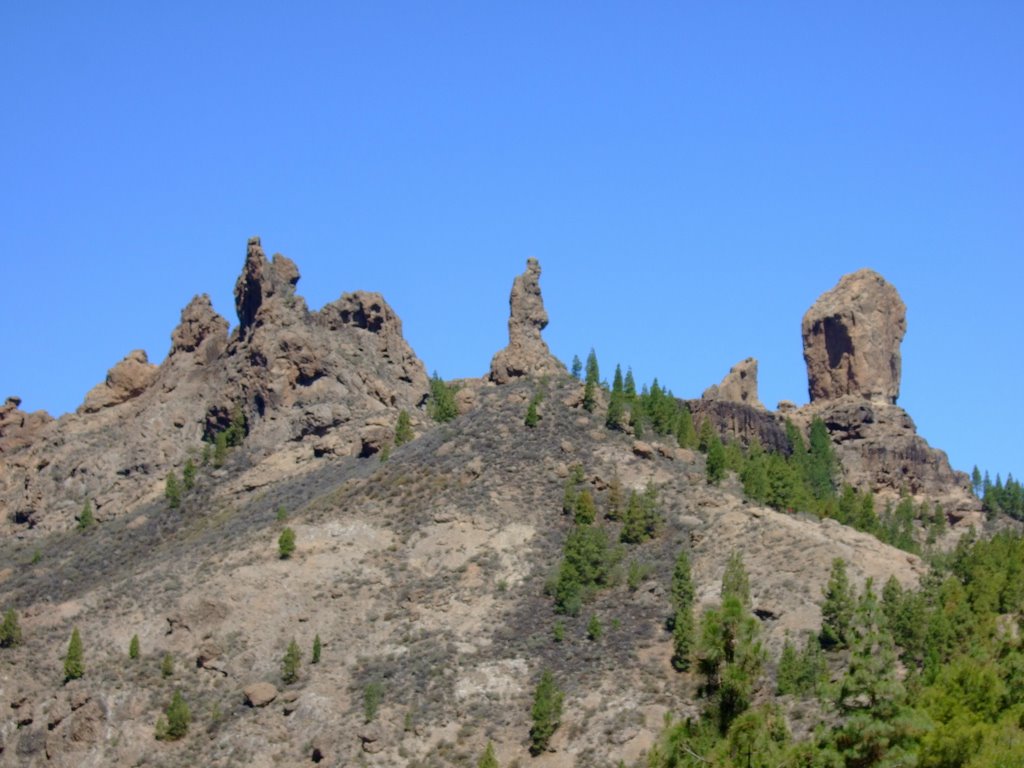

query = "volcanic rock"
[489,258,567,384]
[168,294,229,358]
[0,397,52,455]
[79,350,158,413]
[702,357,763,408]
[802,269,906,404]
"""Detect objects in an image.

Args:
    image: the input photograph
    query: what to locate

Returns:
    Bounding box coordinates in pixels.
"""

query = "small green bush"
[78,500,95,530]
[529,670,564,754]
[282,639,302,684]
[64,627,84,682]
[155,690,190,741]
[364,681,384,722]
[128,634,140,660]
[395,410,414,445]
[278,527,296,559]
[312,634,321,664]
[0,608,22,648]
[161,652,174,678]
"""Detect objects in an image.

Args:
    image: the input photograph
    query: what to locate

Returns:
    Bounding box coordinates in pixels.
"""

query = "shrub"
[64,627,84,682]
[312,634,322,664]
[587,614,603,641]
[364,681,384,722]
[165,472,182,509]
[282,639,302,684]
[182,458,196,491]
[276,505,287,522]
[0,608,22,648]
[129,634,140,660]
[155,690,190,741]
[161,652,174,678]
[395,410,414,445]
[478,741,500,768]
[279,527,296,559]
[78,500,95,530]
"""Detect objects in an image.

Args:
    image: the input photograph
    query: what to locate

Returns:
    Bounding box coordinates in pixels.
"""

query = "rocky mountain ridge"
[0,240,985,766]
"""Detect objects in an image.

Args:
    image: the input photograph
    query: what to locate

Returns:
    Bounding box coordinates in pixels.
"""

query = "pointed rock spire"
[489,258,567,384]
[702,357,762,408]
[234,236,301,338]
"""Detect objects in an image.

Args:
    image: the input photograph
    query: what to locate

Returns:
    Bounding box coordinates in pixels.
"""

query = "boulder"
[489,258,567,384]
[243,682,278,707]
[79,350,158,413]
[802,269,906,404]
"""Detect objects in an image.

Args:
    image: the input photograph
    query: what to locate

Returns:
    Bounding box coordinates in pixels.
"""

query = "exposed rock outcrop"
[687,398,790,456]
[802,269,906,404]
[702,357,762,408]
[79,350,158,413]
[489,258,566,384]
[168,294,229,358]
[0,238,429,533]
[0,397,52,455]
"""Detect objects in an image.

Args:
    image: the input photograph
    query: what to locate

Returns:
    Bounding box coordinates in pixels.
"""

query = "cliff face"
[0,237,429,533]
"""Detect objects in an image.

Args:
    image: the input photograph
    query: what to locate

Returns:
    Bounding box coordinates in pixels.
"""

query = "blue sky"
[2,2,1021,480]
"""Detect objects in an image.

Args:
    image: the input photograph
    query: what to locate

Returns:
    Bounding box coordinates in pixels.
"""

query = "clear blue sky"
[2,3,1021,481]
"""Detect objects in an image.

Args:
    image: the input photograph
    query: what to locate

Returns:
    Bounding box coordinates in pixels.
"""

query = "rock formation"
[802,269,906,404]
[0,237,429,533]
[79,349,158,413]
[489,258,566,384]
[702,357,763,408]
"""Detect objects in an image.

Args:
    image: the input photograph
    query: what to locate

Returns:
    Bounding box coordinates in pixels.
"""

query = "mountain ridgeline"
[0,240,1016,767]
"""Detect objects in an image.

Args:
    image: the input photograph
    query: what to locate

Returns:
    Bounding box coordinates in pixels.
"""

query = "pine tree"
[805,418,836,501]
[395,410,414,445]
[278,527,296,559]
[570,355,583,381]
[281,638,302,684]
[165,471,182,509]
[78,499,95,530]
[64,627,84,682]
[820,558,855,649]
[582,349,599,413]
[529,670,564,754]
[672,607,695,672]
[525,394,541,427]
[129,634,140,659]
[671,548,696,615]
[574,488,596,525]
[182,458,196,491]
[623,368,637,400]
[675,405,696,449]
[156,690,190,740]
[428,372,459,422]
[161,652,174,678]
[312,634,322,664]
[0,608,22,648]
[478,741,500,768]
[706,430,726,485]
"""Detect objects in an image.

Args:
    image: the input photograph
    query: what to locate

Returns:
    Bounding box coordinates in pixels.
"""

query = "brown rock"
[702,358,762,408]
[0,396,52,454]
[243,682,278,707]
[169,294,229,357]
[489,258,567,384]
[632,441,655,459]
[802,269,906,404]
[79,350,158,413]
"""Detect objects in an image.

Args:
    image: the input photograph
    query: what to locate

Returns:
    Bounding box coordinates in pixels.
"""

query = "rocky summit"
[0,245,1000,767]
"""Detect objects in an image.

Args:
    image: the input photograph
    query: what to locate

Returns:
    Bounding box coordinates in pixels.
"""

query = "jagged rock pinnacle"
[489,258,567,384]
[802,269,906,404]
[169,294,228,357]
[234,236,301,338]
[702,357,763,409]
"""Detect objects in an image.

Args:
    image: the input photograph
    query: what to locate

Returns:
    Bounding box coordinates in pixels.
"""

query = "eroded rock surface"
[702,357,762,408]
[802,269,906,404]
[79,350,158,413]
[0,237,429,533]
[489,258,566,384]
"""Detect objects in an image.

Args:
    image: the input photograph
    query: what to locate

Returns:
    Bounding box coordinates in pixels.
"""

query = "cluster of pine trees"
[973,466,1024,520]
[649,530,1024,767]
